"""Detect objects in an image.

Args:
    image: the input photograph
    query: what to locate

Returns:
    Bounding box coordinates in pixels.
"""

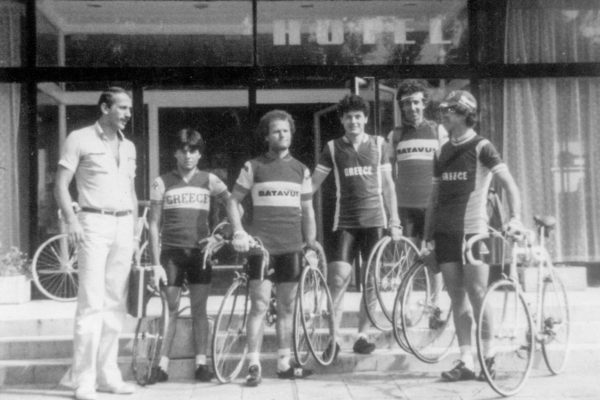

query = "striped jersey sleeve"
[315,141,333,175]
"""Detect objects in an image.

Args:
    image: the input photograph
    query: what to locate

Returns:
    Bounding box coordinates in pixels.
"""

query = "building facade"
[2,0,600,265]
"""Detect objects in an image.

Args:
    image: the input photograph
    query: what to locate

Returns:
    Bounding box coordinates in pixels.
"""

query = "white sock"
[195,354,207,366]
[459,346,474,371]
[158,356,169,371]
[277,348,291,372]
[482,340,495,359]
[357,332,368,341]
[247,352,260,367]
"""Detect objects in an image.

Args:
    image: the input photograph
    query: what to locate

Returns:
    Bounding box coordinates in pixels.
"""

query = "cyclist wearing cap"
[424,90,522,381]
[387,80,447,327]
[227,110,317,386]
[312,94,402,359]
[148,128,230,383]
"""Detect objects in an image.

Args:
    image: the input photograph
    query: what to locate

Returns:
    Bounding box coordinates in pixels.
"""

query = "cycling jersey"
[233,152,312,255]
[387,120,446,208]
[150,169,229,249]
[433,130,507,234]
[315,134,391,230]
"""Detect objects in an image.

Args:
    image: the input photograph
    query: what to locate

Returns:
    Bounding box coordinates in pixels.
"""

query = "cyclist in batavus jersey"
[424,90,523,382]
[387,80,447,329]
[228,110,317,386]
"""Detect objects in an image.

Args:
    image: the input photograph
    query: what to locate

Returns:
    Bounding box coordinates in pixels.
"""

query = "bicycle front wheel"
[476,279,535,397]
[375,237,419,320]
[541,273,570,374]
[293,297,311,367]
[400,261,454,363]
[212,279,250,383]
[31,233,78,301]
[299,266,336,366]
[131,292,169,386]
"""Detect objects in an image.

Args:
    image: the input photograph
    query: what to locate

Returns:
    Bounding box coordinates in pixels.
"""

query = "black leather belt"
[81,207,132,217]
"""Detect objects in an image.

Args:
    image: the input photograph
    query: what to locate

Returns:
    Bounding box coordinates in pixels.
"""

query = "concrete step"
[2,317,596,362]
[1,344,597,386]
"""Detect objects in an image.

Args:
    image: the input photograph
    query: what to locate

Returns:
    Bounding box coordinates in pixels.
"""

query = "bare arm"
[148,202,162,266]
[495,168,522,221]
[54,166,84,244]
[301,199,317,248]
[381,169,402,239]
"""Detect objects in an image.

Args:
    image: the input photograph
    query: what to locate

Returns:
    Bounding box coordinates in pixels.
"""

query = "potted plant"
[0,245,31,304]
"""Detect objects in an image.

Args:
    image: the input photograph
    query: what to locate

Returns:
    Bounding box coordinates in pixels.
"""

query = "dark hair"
[337,94,370,118]
[97,86,130,108]
[396,80,430,105]
[257,109,296,138]
[465,112,478,128]
[175,128,205,154]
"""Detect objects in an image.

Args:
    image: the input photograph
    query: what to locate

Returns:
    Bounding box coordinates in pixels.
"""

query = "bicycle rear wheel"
[31,233,78,301]
[131,292,169,386]
[400,261,454,363]
[299,265,336,366]
[476,279,534,397]
[362,237,389,331]
[212,278,250,383]
[541,273,570,374]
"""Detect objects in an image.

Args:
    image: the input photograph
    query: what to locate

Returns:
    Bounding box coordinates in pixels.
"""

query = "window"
[257,0,468,65]
[36,0,253,67]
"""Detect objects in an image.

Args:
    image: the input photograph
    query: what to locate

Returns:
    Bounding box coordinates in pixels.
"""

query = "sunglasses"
[439,105,464,114]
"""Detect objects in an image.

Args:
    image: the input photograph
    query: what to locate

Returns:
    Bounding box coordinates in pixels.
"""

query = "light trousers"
[72,212,134,389]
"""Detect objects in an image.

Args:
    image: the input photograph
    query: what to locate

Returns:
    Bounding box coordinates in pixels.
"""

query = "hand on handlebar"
[232,230,250,253]
[151,265,167,289]
[390,226,403,241]
[505,218,525,240]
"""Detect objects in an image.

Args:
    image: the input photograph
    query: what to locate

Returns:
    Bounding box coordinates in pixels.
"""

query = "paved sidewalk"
[1,369,598,400]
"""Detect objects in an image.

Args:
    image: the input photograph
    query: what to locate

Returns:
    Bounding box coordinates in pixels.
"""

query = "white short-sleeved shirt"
[58,122,136,210]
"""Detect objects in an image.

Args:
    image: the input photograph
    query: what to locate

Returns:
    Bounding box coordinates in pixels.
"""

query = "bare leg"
[327,261,352,342]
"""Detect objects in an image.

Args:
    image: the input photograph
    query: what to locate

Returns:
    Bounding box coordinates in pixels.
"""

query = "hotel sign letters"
[273,17,451,46]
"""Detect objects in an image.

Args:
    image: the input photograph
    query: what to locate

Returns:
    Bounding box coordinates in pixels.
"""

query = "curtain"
[504,0,600,261]
[0,1,23,248]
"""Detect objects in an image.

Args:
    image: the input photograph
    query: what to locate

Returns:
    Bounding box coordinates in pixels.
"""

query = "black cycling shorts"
[330,227,384,264]
[433,232,487,265]
[399,207,426,239]
[160,247,211,286]
[247,251,303,284]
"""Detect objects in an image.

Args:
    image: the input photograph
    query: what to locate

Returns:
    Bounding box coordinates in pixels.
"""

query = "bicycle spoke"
[477,280,534,397]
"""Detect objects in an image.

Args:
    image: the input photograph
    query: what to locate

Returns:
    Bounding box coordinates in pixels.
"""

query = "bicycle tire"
[374,237,419,322]
[31,233,78,301]
[293,297,311,367]
[541,273,570,375]
[212,278,250,383]
[391,274,412,353]
[400,261,454,363]
[131,291,169,386]
[362,236,392,331]
[299,265,336,366]
[476,279,535,397]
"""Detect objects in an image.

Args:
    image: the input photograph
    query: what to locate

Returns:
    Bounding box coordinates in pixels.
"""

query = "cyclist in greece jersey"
[315,134,391,230]
[233,152,312,255]
[150,169,229,249]
[433,130,507,235]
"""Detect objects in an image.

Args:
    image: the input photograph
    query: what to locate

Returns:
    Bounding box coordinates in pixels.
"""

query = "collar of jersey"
[401,119,428,129]
[264,151,292,161]
[95,121,125,141]
[172,167,199,180]
[450,128,476,146]
[342,133,369,144]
